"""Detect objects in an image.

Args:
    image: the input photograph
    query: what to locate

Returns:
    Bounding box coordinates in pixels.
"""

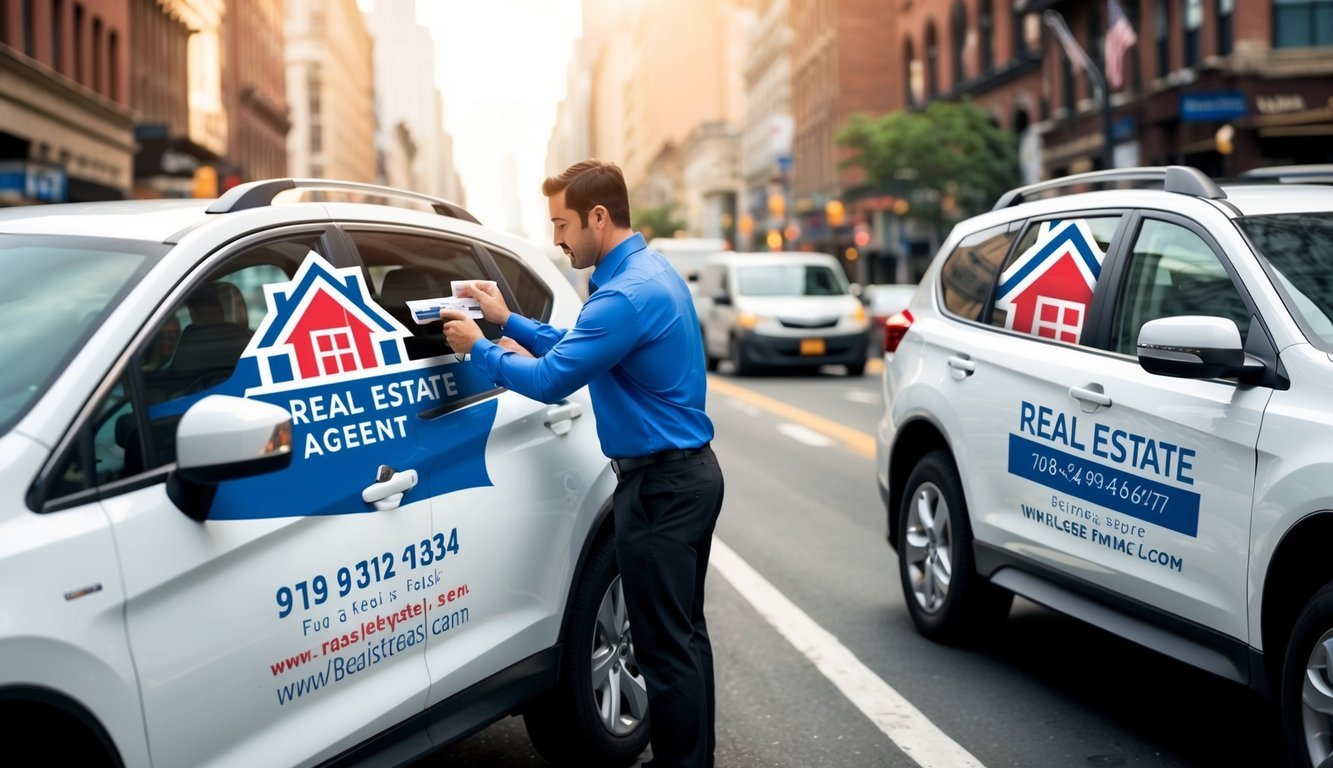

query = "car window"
[937,224,1017,321]
[1109,218,1251,356]
[1237,212,1333,348]
[0,235,163,434]
[348,230,500,361]
[990,215,1122,343]
[737,264,845,296]
[487,246,553,321]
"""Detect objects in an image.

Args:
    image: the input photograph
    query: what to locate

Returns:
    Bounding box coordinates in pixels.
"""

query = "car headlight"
[851,304,866,324]
[738,312,760,329]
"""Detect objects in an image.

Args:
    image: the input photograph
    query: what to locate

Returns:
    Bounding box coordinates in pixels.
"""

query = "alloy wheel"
[903,481,953,614]
[1301,629,1333,766]
[590,575,648,736]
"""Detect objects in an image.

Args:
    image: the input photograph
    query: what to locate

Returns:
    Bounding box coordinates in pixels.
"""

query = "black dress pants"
[612,445,724,768]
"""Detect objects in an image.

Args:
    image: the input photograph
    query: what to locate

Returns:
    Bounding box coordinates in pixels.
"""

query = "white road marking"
[777,422,834,447]
[710,538,986,768]
[843,390,880,405]
[726,399,763,417]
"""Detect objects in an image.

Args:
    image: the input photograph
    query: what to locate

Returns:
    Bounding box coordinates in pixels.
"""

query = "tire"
[1281,581,1333,768]
[845,360,866,377]
[729,336,751,376]
[897,450,1012,645]
[524,534,649,767]
[702,327,719,372]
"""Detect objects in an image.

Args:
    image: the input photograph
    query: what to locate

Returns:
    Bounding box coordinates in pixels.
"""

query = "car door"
[338,226,606,712]
[976,210,1266,639]
[44,226,439,768]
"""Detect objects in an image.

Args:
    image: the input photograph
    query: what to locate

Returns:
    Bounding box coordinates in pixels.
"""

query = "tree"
[633,205,686,241]
[837,99,1020,241]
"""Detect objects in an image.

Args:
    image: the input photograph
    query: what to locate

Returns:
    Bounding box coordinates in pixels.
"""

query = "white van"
[647,237,729,286]
[693,251,870,376]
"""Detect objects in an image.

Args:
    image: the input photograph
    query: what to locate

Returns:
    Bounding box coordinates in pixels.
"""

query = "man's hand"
[440,309,484,354]
[461,281,512,327]
[495,336,534,358]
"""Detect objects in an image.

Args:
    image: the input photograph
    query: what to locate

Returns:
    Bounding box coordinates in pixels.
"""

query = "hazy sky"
[360,0,583,243]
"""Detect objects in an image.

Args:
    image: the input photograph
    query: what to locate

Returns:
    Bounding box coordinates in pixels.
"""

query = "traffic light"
[825,199,845,227]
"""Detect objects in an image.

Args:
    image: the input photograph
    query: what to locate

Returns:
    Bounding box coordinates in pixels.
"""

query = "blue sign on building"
[0,161,69,204]
[1180,91,1248,123]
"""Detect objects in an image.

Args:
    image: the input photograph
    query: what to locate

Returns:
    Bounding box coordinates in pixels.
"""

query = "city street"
[428,360,1285,767]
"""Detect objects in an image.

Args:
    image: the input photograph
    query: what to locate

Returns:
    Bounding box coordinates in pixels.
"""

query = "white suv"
[0,180,648,767]
[877,166,1333,767]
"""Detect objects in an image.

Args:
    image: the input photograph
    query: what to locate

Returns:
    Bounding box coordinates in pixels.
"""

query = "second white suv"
[877,166,1333,767]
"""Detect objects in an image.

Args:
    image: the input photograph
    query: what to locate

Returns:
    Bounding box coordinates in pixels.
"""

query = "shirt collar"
[590,232,647,291]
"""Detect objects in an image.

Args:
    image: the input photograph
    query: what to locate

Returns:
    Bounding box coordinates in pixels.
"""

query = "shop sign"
[0,161,68,204]
[1181,91,1247,123]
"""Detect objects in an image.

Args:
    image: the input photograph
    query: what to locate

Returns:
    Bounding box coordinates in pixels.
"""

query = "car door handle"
[362,467,419,511]
[544,401,583,436]
[947,355,976,379]
[1069,384,1112,412]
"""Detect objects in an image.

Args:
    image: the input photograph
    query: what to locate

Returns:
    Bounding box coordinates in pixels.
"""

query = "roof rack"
[992,165,1226,210]
[206,178,480,224]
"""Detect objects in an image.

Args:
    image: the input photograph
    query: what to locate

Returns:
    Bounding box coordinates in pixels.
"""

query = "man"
[440,159,723,768]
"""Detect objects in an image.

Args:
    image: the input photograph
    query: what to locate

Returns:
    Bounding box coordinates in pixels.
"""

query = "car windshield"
[1238,213,1333,348]
[0,234,161,433]
[737,264,845,297]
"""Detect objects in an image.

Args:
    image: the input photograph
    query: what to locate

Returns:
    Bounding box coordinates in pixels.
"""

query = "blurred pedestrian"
[441,158,723,768]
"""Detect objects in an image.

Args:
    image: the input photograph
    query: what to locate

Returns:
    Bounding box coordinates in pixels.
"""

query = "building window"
[108,30,118,100]
[1274,0,1333,47]
[74,3,83,85]
[926,22,939,98]
[1217,0,1233,53]
[1088,2,1104,71]
[92,16,102,95]
[51,0,62,72]
[1013,9,1027,54]
[904,37,917,106]
[980,0,994,70]
[1183,0,1202,65]
[951,0,966,89]
[1062,55,1076,113]
[21,0,33,56]
[1155,0,1170,76]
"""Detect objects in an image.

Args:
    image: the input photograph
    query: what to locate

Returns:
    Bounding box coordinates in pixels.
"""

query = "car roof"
[0,198,210,242]
[704,251,839,266]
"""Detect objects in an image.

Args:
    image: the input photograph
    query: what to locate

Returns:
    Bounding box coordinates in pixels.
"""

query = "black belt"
[611,445,709,478]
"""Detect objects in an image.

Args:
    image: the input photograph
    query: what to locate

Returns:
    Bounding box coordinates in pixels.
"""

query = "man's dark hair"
[542,159,632,228]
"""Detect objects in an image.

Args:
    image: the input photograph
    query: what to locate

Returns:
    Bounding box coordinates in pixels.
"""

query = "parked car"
[646,236,729,291]
[860,283,919,355]
[0,179,647,767]
[693,250,870,376]
[877,165,1333,767]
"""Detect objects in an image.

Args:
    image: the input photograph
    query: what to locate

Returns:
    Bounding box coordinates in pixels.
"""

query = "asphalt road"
[423,359,1285,767]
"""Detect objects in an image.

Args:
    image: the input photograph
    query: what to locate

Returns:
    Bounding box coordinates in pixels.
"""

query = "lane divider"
[710,537,986,768]
[707,375,877,458]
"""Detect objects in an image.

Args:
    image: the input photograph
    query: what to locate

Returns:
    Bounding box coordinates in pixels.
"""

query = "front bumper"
[734,329,870,368]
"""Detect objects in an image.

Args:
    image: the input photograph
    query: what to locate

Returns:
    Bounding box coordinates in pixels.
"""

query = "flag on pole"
[1105,0,1139,90]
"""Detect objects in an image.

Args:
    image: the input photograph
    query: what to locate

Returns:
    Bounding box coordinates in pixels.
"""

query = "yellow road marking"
[707,374,877,458]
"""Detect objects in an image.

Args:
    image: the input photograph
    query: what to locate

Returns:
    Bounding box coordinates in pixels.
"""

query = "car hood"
[737,295,857,324]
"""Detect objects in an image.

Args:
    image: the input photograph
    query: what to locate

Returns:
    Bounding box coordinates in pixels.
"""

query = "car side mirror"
[713,291,732,306]
[1136,315,1264,381]
[168,395,294,521]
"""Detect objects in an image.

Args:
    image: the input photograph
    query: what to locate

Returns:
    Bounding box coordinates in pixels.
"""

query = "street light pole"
[1043,10,1116,171]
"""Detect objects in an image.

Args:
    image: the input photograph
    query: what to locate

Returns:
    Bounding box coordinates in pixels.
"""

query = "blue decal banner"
[1008,434,1199,537]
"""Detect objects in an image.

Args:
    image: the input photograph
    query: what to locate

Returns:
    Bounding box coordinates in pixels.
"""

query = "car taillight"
[883,309,913,354]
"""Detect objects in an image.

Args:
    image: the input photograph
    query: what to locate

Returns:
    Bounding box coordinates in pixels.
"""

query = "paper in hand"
[405,296,483,324]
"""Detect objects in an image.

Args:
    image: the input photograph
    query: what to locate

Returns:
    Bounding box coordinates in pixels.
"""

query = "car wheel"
[1281,581,1333,768]
[524,533,649,767]
[702,327,719,372]
[729,336,751,376]
[897,450,1012,645]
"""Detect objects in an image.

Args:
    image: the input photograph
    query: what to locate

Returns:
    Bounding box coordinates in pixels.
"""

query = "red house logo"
[994,220,1106,343]
[243,253,412,387]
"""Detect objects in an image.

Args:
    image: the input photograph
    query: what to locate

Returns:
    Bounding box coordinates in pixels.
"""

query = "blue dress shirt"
[468,232,714,459]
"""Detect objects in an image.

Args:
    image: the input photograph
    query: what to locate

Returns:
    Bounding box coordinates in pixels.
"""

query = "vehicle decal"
[1007,400,1199,573]
[149,252,500,520]
[995,219,1106,343]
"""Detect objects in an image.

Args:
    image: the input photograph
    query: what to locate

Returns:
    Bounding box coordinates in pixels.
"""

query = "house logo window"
[1033,296,1085,343]
[313,328,359,375]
